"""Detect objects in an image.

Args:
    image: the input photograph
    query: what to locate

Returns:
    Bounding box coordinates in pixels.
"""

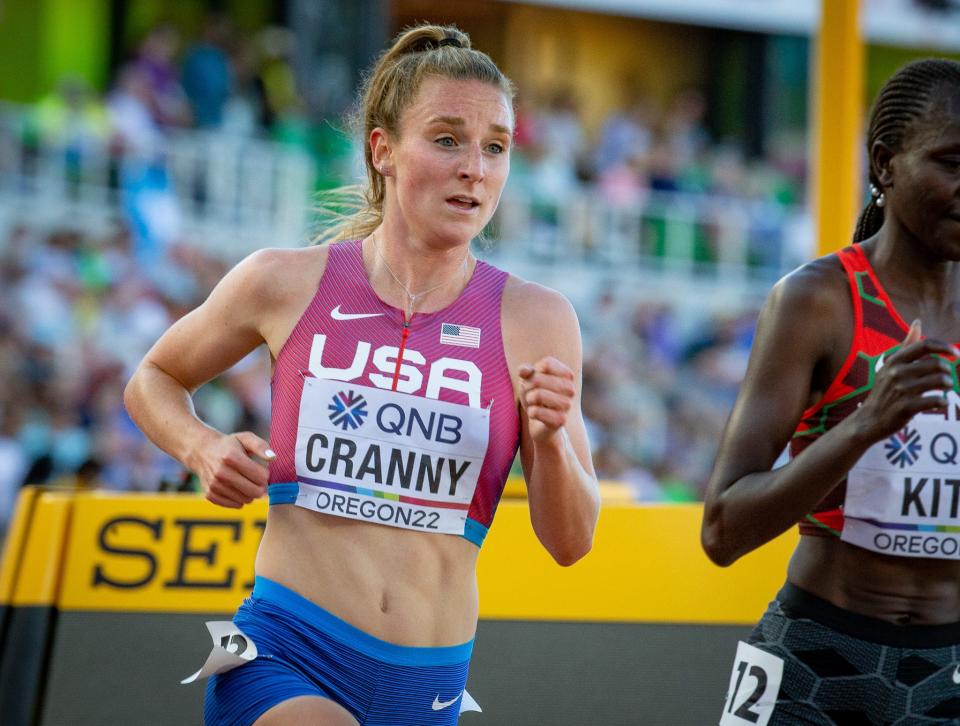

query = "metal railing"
[487,186,811,285]
[0,102,316,258]
[0,102,811,297]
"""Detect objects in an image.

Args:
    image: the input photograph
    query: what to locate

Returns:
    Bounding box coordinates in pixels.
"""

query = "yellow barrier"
[0,486,39,604]
[481,502,796,623]
[0,488,797,624]
[12,492,74,607]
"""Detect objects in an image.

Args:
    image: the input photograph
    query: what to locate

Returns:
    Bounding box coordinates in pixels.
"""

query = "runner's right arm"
[124,249,288,508]
[701,262,956,566]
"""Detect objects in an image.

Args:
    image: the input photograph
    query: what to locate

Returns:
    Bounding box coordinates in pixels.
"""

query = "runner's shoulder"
[766,253,848,324]
[501,274,581,365]
[502,275,579,339]
[227,245,330,308]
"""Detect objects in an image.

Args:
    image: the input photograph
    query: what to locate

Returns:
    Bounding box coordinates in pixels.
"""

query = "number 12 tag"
[719,641,784,726]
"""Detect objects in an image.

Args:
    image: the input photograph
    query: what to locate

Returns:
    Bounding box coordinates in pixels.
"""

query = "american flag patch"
[440,322,481,348]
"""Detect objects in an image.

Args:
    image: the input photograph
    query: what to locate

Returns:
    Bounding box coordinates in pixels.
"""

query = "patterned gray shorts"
[720,583,960,725]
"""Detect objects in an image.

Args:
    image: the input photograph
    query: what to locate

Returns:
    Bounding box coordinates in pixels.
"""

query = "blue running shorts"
[204,577,475,726]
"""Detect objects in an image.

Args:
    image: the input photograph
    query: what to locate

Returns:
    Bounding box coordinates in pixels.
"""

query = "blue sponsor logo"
[328,390,368,431]
[885,427,921,468]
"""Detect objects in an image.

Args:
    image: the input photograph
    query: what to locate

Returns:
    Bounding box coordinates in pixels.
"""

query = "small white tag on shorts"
[719,641,783,726]
[459,689,481,713]
[180,621,258,684]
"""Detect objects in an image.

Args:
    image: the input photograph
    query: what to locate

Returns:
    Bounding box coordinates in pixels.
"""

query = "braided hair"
[853,59,960,243]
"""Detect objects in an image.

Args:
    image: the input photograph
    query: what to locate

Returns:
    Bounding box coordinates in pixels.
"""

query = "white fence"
[478,185,814,313]
[0,102,316,258]
[489,186,811,283]
[0,101,810,304]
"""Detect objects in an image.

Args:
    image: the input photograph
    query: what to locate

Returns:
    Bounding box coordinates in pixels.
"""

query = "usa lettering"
[901,477,960,518]
[308,334,482,407]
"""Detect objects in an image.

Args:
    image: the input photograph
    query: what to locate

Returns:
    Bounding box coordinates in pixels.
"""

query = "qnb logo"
[328,390,368,430]
[885,426,922,468]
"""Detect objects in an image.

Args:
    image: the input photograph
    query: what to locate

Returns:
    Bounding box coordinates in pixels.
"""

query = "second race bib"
[844,399,960,559]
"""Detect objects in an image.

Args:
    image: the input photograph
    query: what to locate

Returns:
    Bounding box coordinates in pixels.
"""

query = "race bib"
[180,621,257,684]
[720,641,783,726]
[844,401,960,559]
[293,377,490,536]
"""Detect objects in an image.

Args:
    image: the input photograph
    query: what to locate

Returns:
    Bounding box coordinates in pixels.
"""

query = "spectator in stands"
[254,26,301,131]
[34,76,110,177]
[647,138,681,192]
[108,65,182,269]
[594,93,654,176]
[181,14,235,129]
[662,87,709,168]
[597,152,649,208]
[133,24,192,128]
[220,35,262,137]
[537,88,587,168]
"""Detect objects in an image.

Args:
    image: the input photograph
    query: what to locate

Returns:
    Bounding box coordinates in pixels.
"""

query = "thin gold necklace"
[372,232,471,320]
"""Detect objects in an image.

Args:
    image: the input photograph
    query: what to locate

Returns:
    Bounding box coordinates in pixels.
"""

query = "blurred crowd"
[0,216,759,532]
[36,17,304,150]
[510,87,806,209]
[9,18,810,282]
[580,292,757,503]
[0,221,271,532]
[20,18,310,271]
[27,18,806,217]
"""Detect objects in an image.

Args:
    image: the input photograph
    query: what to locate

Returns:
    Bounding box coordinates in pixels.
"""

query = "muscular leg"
[254,696,360,726]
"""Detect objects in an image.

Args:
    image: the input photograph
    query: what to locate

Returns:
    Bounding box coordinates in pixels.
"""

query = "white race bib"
[293,377,490,536]
[180,621,257,684]
[719,641,783,726]
[844,398,960,559]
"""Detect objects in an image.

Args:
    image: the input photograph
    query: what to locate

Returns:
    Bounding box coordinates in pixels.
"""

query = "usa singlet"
[791,243,960,559]
[267,239,520,547]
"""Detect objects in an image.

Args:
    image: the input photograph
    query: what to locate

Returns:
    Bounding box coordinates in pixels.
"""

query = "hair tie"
[438,37,462,48]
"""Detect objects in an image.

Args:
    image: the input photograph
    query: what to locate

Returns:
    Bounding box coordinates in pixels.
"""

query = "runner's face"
[886,89,960,258]
[382,77,513,247]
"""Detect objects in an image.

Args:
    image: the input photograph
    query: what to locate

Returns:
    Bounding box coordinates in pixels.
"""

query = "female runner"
[702,59,960,724]
[125,24,599,726]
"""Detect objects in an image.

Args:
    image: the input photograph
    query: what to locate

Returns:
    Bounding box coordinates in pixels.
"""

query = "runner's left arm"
[503,280,599,565]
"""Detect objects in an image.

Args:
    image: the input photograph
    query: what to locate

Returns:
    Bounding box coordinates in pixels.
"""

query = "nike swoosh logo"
[953,665,960,685]
[432,692,463,711]
[330,305,384,321]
